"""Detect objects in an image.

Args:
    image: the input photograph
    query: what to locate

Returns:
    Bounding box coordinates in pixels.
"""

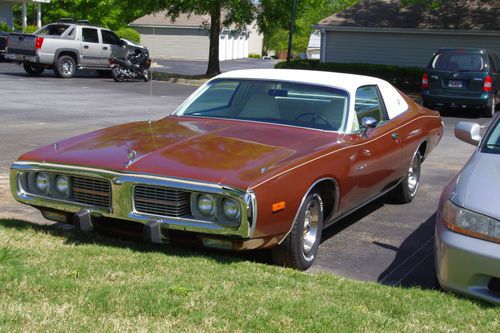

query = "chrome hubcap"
[60,60,73,76]
[303,199,319,255]
[407,154,420,195]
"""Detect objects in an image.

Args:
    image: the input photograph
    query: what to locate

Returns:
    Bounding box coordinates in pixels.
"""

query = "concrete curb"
[152,72,207,86]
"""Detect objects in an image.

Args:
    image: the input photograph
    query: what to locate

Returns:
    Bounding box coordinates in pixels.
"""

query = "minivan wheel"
[483,93,497,118]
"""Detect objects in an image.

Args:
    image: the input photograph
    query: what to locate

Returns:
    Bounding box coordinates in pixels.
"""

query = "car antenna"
[148,26,155,124]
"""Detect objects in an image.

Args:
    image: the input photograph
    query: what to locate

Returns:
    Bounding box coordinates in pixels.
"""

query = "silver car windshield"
[483,119,500,154]
[176,79,349,131]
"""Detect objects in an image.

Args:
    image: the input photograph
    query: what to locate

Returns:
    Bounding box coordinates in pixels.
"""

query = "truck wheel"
[23,63,44,76]
[271,191,323,271]
[54,55,76,78]
[390,151,421,204]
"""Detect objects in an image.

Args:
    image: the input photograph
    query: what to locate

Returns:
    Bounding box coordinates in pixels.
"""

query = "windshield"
[176,79,349,131]
[432,53,485,72]
[482,118,500,154]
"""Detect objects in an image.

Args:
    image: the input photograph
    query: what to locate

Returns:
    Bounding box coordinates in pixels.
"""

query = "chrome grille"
[71,176,111,208]
[134,185,191,217]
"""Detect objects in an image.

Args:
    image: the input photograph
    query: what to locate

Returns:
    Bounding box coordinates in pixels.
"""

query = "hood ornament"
[125,149,137,168]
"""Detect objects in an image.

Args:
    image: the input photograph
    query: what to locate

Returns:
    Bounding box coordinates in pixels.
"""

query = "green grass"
[0,219,498,332]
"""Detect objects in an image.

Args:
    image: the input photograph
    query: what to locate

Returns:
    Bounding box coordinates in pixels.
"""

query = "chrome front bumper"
[10,162,257,239]
[435,218,500,304]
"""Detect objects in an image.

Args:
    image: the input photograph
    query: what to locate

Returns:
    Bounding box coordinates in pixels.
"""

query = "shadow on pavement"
[377,213,438,289]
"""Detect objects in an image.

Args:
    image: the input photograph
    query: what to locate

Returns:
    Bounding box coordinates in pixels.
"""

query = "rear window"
[36,24,70,36]
[431,53,485,72]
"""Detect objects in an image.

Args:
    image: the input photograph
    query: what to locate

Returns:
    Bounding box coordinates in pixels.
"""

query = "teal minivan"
[421,48,500,117]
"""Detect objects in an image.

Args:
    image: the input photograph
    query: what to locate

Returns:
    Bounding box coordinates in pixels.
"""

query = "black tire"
[271,191,324,270]
[23,63,44,76]
[54,55,76,78]
[390,151,421,204]
[483,93,496,118]
[111,67,126,82]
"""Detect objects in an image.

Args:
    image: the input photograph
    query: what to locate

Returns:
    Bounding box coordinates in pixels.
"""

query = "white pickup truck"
[6,20,144,78]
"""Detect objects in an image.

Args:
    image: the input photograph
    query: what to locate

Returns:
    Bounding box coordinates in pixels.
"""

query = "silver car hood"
[452,151,500,220]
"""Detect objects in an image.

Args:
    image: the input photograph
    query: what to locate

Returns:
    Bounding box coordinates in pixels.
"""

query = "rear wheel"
[23,63,44,76]
[54,55,76,78]
[483,93,496,118]
[390,151,421,204]
[271,191,324,270]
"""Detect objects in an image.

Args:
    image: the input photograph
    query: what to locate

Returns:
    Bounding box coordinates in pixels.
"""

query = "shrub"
[0,22,12,32]
[24,25,39,33]
[115,27,140,44]
[276,59,424,93]
[248,53,261,59]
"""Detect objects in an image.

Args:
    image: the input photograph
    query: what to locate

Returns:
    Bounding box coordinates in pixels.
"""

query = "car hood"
[453,151,500,220]
[19,116,343,189]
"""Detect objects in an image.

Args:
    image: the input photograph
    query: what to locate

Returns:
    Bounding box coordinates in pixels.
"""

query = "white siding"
[325,30,500,68]
[247,21,263,56]
[136,27,210,61]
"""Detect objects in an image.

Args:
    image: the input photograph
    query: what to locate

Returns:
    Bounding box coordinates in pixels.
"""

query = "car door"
[81,27,102,66]
[341,85,403,208]
[100,29,126,64]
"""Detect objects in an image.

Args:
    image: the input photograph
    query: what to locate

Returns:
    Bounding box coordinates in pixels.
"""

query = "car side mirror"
[454,121,481,146]
[360,116,377,136]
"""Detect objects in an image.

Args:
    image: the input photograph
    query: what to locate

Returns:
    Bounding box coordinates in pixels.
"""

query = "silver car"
[435,117,500,304]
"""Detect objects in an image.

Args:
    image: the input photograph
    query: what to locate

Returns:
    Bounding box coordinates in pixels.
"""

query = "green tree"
[129,0,255,76]
[258,0,358,57]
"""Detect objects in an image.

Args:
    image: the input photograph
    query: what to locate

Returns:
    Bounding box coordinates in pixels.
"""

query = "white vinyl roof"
[215,69,409,121]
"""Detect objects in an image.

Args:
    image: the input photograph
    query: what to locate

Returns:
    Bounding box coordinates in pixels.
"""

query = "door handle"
[84,45,89,49]
[103,47,108,50]
[391,133,399,140]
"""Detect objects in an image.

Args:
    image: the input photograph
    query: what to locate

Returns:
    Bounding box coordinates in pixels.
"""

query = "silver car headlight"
[442,200,500,243]
[35,172,50,193]
[55,175,69,196]
[222,198,241,221]
[197,194,217,218]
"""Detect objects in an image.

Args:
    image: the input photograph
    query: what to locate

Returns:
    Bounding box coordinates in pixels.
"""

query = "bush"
[24,25,39,33]
[248,53,261,59]
[115,27,140,44]
[0,22,12,32]
[276,59,424,93]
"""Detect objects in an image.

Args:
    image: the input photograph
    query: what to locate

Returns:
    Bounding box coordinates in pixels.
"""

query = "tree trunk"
[206,0,221,76]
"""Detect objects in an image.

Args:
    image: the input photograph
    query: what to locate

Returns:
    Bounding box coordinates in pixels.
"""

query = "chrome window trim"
[11,161,256,238]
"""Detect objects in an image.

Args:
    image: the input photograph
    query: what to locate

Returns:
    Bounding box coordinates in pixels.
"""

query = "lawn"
[0,219,498,332]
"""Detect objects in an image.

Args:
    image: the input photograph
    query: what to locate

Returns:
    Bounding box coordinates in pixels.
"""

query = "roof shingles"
[317,0,500,31]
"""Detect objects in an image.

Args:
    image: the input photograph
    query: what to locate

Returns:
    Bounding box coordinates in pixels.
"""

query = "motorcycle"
[109,48,151,82]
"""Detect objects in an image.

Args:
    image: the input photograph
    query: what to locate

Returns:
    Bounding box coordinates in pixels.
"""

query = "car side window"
[101,30,121,45]
[353,85,388,131]
[82,28,99,43]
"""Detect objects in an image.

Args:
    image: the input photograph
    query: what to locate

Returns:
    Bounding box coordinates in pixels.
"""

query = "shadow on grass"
[0,218,272,267]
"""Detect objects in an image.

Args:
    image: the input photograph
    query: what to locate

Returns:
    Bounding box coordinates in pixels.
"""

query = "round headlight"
[55,175,69,195]
[35,173,49,192]
[197,194,216,217]
[222,198,241,221]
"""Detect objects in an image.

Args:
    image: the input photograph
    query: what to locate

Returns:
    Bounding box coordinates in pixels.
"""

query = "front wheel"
[390,151,421,204]
[23,63,44,76]
[54,55,76,78]
[112,67,126,82]
[271,191,324,270]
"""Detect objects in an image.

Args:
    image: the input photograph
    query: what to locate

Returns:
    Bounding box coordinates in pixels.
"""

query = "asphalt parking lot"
[0,61,488,289]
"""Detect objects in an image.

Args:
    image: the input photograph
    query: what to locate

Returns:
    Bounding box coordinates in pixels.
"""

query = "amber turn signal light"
[272,201,286,213]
